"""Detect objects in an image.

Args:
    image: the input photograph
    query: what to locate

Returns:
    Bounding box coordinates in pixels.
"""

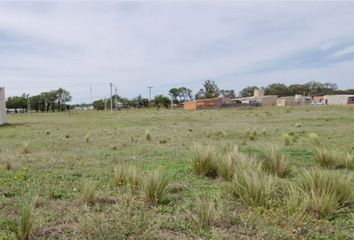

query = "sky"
[1,1,354,103]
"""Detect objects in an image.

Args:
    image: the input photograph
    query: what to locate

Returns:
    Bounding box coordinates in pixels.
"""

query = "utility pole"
[148,86,153,107]
[110,83,113,112]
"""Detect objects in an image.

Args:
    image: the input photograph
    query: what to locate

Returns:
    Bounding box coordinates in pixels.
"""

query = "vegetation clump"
[112,165,140,188]
[191,143,218,178]
[18,201,35,240]
[142,169,170,205]
[192,197,220,229]
[231,161,277,207]
[80,180,97,205]
[262,146,291,177]
[288,169,353,218]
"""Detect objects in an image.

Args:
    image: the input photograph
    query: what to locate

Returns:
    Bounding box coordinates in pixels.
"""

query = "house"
[184,98,222,110]
[0,87,7,125]
[277,96,295,106]
[323,95,354,105]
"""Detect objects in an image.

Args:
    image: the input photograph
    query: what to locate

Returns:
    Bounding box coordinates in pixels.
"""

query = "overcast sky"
[1,1,354,103]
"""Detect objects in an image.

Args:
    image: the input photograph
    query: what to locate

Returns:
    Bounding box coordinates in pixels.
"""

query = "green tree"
[154,95,170,108]
[239,86,259,97]
[264,83,289,96]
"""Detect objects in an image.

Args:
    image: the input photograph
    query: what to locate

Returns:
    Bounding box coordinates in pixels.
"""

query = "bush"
[80,180,97,205]
[288,169,353,218]
[192,197,220,229]
[22,142,30,154]
[231,164,277,207]
[112,165,140,188]
[191,143,218,178]
[142,169,170,205]
[262,146,291,178]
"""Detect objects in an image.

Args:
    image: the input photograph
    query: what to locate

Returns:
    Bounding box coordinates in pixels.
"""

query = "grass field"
[1,106,354,239]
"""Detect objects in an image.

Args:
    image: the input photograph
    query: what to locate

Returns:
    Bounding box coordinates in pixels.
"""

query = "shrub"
[231,165,277,207]
[5,161,12,170]
[85,134,91,143]
[191,143,218,178]
[159,138,167,144]
[288,169,353,218]
[308,132,320,146]
[262,146,291,178]
[344,154,354,169]
[18,201,35,240]
[314,148,340,168]
[112,165,140,188]
[192,197,219,229]
[145,130,152,142]
[80,180,97,205]
[142,169,170,205]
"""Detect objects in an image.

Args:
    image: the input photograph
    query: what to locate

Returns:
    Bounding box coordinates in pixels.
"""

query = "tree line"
[239,81,354,97]
[6,88,72,112]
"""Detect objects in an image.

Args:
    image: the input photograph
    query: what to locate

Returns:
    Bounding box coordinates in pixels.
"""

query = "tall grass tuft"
[191,143,218,178]
[142,169,170,205]
[288,169,353,218]
[314,148,338,168]
[262,146,291,178]
[218,145,244,181]
[80,180,97,205]
[231,162,277,207]
[308,132,320,146]
[18,201,35,240]
[145,130,152,142]
[112,165,140,188]
[247,127,257,141]
[282,134,291,146]
[5,161,12,170]
[344,154,354,169]
[192,197,219,229]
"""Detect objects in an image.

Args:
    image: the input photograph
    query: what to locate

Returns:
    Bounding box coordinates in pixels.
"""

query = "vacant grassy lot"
[1,106,354,239]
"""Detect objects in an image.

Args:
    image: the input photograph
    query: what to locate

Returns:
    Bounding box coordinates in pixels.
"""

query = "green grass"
[1,106,354,239]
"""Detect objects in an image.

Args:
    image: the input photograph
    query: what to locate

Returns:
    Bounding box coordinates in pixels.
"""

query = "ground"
[0,106,354,239]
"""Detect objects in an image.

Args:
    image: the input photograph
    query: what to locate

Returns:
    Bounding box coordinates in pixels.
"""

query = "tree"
[264,83,288,96]
[154,95,170,108]
[203,80,220,98]
[220,89,236,98]
[239,86,259,97]
[195,88,206,100]
[93,99,105,110]
[55,88,72,111]
[178,87,193,102]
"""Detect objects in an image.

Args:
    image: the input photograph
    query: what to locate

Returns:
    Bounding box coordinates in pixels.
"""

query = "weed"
[295,123,302,128]
[262,146,291,177]
[112,165,140,188]
[80,180,97,205]
[191,143,218,178]
[85,134,91,143]
[142,169,170,205]
[159,138,167,144]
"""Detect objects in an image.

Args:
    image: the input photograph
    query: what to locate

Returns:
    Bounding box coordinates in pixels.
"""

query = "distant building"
[0,88,7,125]
[277,96,295,106]
[184,98,222,110]
[323,95,354,105]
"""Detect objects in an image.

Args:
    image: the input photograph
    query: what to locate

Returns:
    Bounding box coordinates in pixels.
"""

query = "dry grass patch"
[112,165,140,188]
[142,169,170,205]
[191,143,218,178]
[262,146,291,178]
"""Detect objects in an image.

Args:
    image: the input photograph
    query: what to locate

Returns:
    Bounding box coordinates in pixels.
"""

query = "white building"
[323,95,354,105]
[0,87,7,125]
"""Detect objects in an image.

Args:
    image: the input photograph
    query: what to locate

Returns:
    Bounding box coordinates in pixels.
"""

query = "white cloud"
[330,46,354,58]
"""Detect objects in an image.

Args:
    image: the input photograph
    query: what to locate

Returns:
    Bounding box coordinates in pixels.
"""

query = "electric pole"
[148,86,153,107]
[110,83,113,112]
